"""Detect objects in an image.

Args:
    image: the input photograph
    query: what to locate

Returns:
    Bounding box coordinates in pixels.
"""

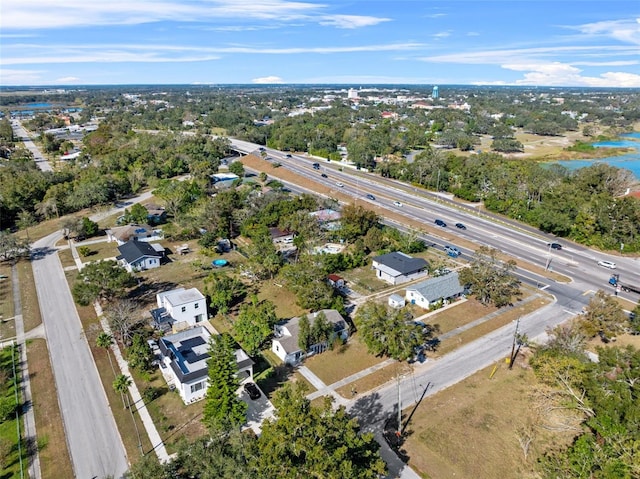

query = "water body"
[555,133,640,180]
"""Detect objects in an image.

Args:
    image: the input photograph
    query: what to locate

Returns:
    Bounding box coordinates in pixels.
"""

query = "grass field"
[27,339,74,479]
[17,260,42,332]
[402,361,576,479]
[0,263,15,341]
[76,239,119,262]
[0,345,27,478]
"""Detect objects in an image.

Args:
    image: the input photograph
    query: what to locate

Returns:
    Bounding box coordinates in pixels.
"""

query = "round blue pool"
[212,259,228,267]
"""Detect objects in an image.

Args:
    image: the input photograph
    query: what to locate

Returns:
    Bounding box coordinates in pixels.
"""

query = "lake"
[554,133,640,180]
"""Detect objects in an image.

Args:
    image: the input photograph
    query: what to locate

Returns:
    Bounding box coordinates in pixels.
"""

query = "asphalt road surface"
[11,120,53,172]
[31,232,128,478]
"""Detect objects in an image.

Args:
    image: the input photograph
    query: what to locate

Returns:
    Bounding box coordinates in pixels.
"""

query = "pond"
[553,133,640,180]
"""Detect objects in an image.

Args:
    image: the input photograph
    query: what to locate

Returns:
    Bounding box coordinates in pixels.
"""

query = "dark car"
[434,219,447,227]
[366,194,376,201]
[549,242,562,250]
[285,153,292,158]
[321,173,328,178]
[243,382,261,400]
[312,162,320,169]
[455,223,466,230]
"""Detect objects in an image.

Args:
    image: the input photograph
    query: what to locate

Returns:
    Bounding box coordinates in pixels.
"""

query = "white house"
[388,294,406,308]
[271,309,349,366]
[150,287,207,331]
[405,272,465,309]
[372,252,429,285]
[116,240,164,272]
[157,326,254,404]
[107,224,163,245]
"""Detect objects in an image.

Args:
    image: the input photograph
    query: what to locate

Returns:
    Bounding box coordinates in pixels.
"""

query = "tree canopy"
[72,260,136,306]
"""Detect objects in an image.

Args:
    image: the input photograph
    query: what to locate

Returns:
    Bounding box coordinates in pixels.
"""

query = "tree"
[104,298,144,346]
[113,373,132,409]
[96,332,116,376]
[202,333,247,432]
[458,246,521,307]
[16,210,36,241]
[124,203,149,224]
[228,161,245,177]
[72,260,136,306]
[339,204,379,241]
[0,230,29,261]
[79,216,100,238]
[245,231,281,280]
[279,258,339,311]
[256,382,386,478]
[127,334,153,372]
[203,271,246,315]
[298,315,311,352]
[355,302,426,361]
[310,311,334,345]
[232,298,278,355]
[577,289,628,341]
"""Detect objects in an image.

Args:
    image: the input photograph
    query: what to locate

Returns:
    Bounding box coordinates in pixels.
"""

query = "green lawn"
[0,263,15,341]
[77,240,119,262]
[0,345,28,478]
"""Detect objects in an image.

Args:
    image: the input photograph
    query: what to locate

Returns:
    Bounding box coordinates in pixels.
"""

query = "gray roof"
[161,288,205,307]
[406,272,464,302]
[373,252,428,276]
[274,309,347,356]
[117,239,164,264]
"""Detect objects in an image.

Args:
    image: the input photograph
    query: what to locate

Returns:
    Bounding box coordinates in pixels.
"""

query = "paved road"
[31,232,128,478]
[11,120,53,172]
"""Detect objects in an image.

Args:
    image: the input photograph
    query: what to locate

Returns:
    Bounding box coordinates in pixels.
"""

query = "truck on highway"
[609,274,640,294]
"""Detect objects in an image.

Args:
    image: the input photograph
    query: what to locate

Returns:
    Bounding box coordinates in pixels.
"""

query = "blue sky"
[1,0,639,87]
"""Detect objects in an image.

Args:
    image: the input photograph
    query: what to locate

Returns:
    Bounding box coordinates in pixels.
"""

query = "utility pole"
[544,242,552,271]
[396,373,402,437]
[509,317,521,370]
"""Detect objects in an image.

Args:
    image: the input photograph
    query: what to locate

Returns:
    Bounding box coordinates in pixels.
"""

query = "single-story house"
[150,287,207,332]
[372,251,429,285]
[106,224,163,245]
[272,309,349,366]
[268,227,294,245]
[157,326,254,404]
[210,172,240,189]
[327,274,345,288]
[144,204,167,224]
[309,208,342,223]
[405,272,465,309]
[388,294,406,308]
[116,240,165,272]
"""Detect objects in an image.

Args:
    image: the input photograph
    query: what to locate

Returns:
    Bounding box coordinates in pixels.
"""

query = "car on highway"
[285,153,292,158]
[336,182,344,188]
[444,245,461,257]
[243,382,261,400]
[321,173,328,178]
[259,147,266,151]
[312,162,320,169]
[597,260,617,269]
[393,201,403,207]
[549,243,562,250]
[455,222,466,230]
[366,194,376,201]
[434,219,447,227]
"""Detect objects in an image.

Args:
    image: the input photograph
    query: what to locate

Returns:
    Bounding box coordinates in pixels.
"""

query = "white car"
[597,260,617,269]
[336,182,344,188]
[393,201,403,207]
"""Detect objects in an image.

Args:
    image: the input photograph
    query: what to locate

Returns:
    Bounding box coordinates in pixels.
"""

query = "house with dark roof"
[150,287,207,332]
[372,251,429,285]
[157,326,254,404]
[271,309,349,366]
[116,240,164,272]
[405,272,465,309]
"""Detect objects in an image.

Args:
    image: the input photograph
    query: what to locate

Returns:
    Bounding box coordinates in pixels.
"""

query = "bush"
[78,246,92,257]
[0,396,16,422]
[142,386,162,403]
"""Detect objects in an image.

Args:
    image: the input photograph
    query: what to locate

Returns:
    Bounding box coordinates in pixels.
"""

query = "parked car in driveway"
[597,260,617,269]
[435,219,447,227]
[244,382,261,400]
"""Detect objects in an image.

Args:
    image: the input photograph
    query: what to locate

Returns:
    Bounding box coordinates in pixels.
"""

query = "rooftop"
[406,272,465,302]
[373,251,428,276]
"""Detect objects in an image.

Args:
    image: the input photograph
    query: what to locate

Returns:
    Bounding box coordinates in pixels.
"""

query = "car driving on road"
[393,201,403,207]
[597,260,617,269]
[366,194,375,200]
[549,243,562,250]
[435,219,447,227]
[336,182,344,188]
[455,223,466,229]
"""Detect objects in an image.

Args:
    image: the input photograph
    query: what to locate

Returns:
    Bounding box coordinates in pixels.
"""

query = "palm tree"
[112,374,143,455]
[96,332,115,377]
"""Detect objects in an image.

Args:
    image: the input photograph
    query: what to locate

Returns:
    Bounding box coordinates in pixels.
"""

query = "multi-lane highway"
[231,139,640,307]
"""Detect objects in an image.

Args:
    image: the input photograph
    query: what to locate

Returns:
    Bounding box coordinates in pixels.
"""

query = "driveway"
[31,233,128,478]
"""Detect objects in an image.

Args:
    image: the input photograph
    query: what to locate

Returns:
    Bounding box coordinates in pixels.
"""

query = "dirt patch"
[401,363,576,479]
[27,339,74,479]
[17,259,42,332]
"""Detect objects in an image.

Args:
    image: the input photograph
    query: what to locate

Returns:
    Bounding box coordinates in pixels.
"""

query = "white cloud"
[319,14,390,29]
[252,75,284,84]
[466,31,480,36]
[432,31,452,39]
[572,60,638,66]
[1,0,387,30]
[0,68,43,84]
[425,13,447,19]
[500,61,640,87]
[56,76,80,83]
[573,18,640,45]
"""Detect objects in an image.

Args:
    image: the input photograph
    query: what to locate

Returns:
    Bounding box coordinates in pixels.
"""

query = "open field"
[304,334,387,386]
[27,339,74,479]
[76,239,119,262]
[401,361,577,479]
[0,345,27,479]
[256,281,307,319]
[0,263,15,341]
[335,361,412,399]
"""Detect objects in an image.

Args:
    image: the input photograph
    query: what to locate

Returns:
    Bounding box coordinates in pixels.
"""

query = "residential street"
[31,232,128,479]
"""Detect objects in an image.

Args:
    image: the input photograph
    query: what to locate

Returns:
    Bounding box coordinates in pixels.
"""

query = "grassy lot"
[425,298,499,335]
[257,281,307,319]
[0,344,28,479]
[0,263,15,341]
[402,362,576,479]
[27,339,74,479]
[339,265,389,294]
[304,334,386,385]
[434,294,552,357]
[57,248,76,269]
[335,362,412,398]
[76,240,119,262]
[17,260,42,332]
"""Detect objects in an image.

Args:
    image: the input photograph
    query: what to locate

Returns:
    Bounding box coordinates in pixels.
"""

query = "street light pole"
[509,317,521,370]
